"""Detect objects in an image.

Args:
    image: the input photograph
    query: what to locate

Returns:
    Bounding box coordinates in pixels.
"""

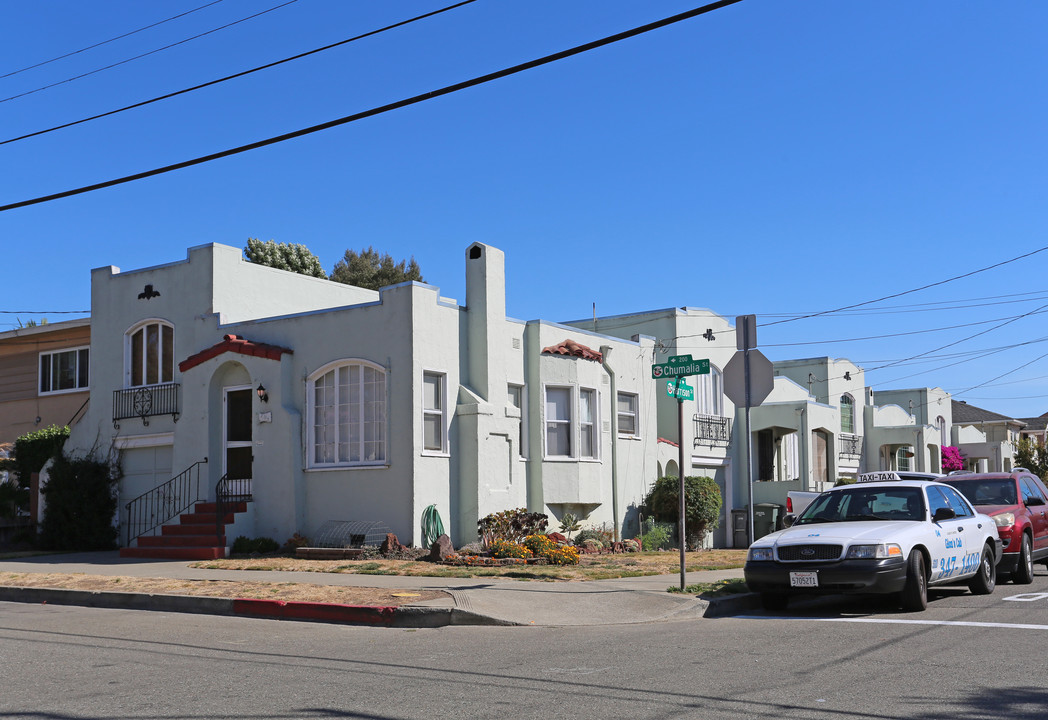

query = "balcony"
[113,383,180,427]
[693,413,732,447]
[838,432,862,458]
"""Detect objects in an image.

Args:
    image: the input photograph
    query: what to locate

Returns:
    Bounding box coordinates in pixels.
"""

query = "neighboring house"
[951,400,1023,472]
[868,387,951,474]
[563,307,738,546]
[60,243,662,555]
[0,319,90,448]
[1017,413,1047,446]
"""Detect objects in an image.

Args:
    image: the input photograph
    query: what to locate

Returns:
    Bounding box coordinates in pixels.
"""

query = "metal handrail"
[124,458,207,547]
[215,474,252,540]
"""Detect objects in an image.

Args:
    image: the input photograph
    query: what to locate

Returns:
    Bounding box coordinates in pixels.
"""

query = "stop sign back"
[723,349,774,407]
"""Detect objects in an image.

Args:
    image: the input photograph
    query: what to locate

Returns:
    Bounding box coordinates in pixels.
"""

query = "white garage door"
[120,445,174,510]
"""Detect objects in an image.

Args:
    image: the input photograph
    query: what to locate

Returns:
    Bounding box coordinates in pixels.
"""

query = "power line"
[865,300,1048,373]
[761,244,1048,326]
[0,1,226,80]
[1,0,480,147]
[0,0,299,104]
[755,290,1048,318]
[0,0,746,213]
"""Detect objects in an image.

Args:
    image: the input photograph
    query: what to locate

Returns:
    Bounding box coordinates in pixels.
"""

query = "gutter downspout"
[600,345,620,541]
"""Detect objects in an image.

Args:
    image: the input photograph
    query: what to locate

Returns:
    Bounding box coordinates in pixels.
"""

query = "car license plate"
[790,571,818,588]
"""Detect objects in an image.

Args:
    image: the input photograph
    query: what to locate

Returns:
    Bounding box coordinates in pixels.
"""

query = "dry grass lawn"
[0,549,747,606]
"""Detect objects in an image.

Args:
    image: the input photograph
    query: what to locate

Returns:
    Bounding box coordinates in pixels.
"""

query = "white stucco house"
[62,242,670,557]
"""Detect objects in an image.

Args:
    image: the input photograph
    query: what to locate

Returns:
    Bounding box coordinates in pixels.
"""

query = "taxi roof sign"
[858,471,943,484]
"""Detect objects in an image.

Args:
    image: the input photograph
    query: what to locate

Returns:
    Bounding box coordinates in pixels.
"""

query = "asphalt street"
[5,569,1048,720]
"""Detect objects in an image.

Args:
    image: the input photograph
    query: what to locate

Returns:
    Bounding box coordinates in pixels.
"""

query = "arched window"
[308,360,386,467]
[126,320,173,387]
[937,416,947,447]
[840,394,855,434]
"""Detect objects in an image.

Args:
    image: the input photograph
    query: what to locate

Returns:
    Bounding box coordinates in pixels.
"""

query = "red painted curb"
[232,598,398,625]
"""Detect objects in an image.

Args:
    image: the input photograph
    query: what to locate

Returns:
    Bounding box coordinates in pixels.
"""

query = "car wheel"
[1014,535,1034,585]
[901,550,927,611]
[760,592,789,612]
[968,544,997,595]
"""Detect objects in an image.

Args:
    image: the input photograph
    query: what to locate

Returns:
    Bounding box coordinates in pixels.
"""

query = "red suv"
[943,469,1048,584]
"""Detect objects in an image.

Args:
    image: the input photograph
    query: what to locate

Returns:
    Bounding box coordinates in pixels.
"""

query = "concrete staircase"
[119,501,248,560]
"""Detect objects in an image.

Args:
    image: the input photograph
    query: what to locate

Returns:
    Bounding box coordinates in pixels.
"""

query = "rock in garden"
[428,534,455,561]
[381,533,406,555]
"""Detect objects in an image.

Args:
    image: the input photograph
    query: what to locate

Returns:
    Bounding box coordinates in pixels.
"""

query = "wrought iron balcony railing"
[693,413,732,447]
[113,383,180,427]
[839,432,863,458]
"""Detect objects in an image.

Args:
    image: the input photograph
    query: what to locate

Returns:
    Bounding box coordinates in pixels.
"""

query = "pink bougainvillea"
[941,445,965,472]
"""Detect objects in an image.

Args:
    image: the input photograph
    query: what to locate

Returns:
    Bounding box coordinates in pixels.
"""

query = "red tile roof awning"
[541,339,603,363]
[179,334,293,372]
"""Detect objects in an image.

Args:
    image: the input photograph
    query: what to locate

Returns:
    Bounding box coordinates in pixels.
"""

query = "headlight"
[748,547,774,562]
[846,543,903,559]
[993,513,1015,528]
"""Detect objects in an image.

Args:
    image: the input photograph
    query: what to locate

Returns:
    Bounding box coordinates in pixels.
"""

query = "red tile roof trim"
[541,339,603,363]
[657,437,679,447]
[179,334,293,372]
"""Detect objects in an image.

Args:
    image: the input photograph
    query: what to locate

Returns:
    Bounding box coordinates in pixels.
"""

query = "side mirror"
[1026,496,1045,507]
[783,514,796,528]
[933,507,956,523]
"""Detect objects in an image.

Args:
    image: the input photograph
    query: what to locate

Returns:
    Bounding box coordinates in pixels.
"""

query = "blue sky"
[2,1,1046,419]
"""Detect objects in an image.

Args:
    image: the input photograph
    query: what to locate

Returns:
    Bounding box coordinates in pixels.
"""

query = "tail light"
[786,497,794,513]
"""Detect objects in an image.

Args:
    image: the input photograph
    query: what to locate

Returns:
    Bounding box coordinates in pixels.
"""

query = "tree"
[643,475,722,550]
[330,246,423,290]
[1015,437,1048,481]
[244,238,327,278]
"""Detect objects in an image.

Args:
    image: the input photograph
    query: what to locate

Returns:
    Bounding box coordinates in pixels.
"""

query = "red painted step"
[119,499,248,560]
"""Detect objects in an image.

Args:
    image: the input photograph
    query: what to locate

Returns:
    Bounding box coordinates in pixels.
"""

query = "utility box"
[731,508,749,548]
[753,503,783,540]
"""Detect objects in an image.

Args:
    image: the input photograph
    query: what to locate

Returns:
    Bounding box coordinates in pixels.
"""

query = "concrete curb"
[702,592,762,617]
[0,585,512,627]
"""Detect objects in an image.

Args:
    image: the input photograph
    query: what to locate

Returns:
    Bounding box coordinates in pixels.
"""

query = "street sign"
[665,379,694,401]
[736,314,757,351]
[723,349,774,407]
[652,356,710,379]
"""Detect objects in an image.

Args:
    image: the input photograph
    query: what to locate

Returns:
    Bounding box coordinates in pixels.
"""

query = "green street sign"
[652,357,710,380]
[665,378,694,401]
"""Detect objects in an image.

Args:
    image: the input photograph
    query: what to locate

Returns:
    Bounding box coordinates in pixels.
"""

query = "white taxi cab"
[744,472,1003,612]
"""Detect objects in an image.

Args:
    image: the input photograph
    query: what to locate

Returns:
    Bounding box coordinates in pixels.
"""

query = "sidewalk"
[0,551,757,627]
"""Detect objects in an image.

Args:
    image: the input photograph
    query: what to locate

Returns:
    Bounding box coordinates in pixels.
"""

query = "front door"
[224,387,253,486]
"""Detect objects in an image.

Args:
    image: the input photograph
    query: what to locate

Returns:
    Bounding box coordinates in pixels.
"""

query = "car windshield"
[946,478,1017,506]
[796,486,925,524]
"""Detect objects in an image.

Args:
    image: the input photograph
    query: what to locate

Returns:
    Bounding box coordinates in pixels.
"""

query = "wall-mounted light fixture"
[703,328,716,341]
[256,383,268,403]
[843,371,852,381]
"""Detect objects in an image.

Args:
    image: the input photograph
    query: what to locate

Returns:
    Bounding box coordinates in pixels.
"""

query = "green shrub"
[643,475,722,549]
[640,518,674,551]
[7,425,69,486]
[231,536,280,555]
[39,451,120,551]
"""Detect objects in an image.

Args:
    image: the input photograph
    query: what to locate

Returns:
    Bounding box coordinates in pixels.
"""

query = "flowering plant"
[489,539,533,560]
[941,446,965,472]
[545,545,581,565]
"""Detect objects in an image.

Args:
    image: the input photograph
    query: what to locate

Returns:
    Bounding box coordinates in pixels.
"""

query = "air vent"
[512,338,521,350]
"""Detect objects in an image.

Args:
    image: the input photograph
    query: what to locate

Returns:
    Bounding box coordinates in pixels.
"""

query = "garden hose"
[421,504,445,547]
